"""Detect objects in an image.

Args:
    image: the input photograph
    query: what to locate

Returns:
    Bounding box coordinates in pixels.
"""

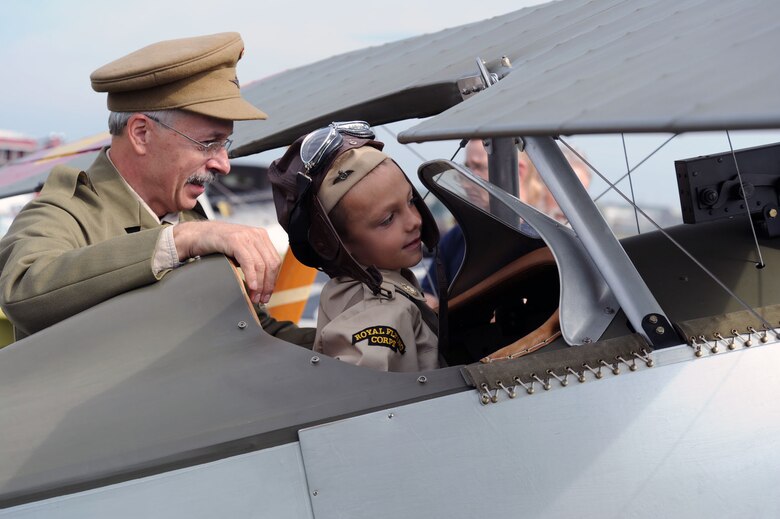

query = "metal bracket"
[641,313,679,349]
[456,55,513,100]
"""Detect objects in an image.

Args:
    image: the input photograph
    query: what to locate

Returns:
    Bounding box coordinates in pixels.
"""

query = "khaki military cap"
[318,147,389,213]
[90,32,267,121]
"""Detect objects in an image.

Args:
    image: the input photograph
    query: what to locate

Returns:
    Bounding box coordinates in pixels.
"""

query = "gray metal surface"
[0,255,467,508]
[421,160,618,345]
[229,0,780,157]
[0,444,313,519]
[299,340,780,519]
[399,0,780,143]
[525,136,672,345]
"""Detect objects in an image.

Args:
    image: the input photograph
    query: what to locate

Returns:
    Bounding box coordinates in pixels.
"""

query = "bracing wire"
[378,125,466,203]
[726,130,765,268]
[593,135,677,202]
[621,133,641,235]
[559,136,774,332]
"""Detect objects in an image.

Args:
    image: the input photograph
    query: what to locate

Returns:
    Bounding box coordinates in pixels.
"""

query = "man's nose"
[206,148,231,175]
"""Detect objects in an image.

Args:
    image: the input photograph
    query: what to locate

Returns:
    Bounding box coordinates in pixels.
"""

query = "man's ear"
[125,114,152,155]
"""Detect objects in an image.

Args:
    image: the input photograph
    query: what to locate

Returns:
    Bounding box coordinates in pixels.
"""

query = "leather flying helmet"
[268,121,439,294]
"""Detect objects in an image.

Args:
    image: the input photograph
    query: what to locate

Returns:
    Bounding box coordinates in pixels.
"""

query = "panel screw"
[237,321,247,330]
[648,315,658,324]
[312,490,318,497]
[310,356,320,365]
[388,413,394,419]
[417,376,427,384]
[655,326,665,335]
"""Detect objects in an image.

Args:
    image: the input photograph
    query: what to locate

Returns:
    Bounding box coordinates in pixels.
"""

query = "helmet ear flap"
[413,184,439,251]
[287,198,322,267]
[309,204,340,261]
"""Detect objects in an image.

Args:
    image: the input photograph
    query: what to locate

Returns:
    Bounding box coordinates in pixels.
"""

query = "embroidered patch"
[352,326,406,354]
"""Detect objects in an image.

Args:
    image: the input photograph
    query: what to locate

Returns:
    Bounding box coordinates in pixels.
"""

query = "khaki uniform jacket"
[314,269,439,372]
[0,148,314,346]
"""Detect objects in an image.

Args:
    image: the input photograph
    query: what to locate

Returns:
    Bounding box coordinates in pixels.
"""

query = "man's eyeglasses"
[300,121,374,173]
[145,114,233,155]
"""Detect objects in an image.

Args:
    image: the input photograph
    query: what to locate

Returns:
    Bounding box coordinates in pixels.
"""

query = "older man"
[0,32,313,344]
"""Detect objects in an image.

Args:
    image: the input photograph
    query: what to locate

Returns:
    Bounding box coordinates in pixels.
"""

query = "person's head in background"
[461,140,490,208]
[519,146,591,223]
[461,139,590,224]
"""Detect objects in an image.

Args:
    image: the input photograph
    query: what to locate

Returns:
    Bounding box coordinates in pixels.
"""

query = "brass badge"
[399,282,419,297]
[335,169,354,183]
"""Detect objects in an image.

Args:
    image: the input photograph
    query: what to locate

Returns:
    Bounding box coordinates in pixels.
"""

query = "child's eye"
[380,214,394,227]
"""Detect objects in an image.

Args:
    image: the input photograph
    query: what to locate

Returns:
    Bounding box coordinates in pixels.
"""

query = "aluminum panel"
[299,341,780,518]
[0,443,313,519]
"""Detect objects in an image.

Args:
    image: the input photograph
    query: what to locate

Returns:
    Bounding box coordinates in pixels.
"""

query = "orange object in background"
[267,249,318,323]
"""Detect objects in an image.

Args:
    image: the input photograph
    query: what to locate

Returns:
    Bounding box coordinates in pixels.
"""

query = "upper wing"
[399,0,780,142]
[229,0,780,159]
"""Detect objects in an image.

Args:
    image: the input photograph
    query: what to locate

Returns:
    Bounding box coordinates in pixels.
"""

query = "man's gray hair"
[108,110,178,136]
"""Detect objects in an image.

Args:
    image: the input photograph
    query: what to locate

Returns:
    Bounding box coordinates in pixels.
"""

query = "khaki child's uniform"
[315,268,439,372]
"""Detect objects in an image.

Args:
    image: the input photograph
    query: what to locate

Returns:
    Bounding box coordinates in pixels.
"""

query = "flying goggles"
[300,121,375,173]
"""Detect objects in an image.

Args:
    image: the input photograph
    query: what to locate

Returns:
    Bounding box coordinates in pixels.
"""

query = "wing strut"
[523,136,681,348]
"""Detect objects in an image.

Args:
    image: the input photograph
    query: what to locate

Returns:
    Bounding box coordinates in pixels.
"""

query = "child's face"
[339,161,423,271]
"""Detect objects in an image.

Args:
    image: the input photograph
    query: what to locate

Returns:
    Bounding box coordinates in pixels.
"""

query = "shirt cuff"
[152,225,184,276]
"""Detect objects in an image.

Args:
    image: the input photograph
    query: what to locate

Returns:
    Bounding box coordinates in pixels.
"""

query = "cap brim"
[184,97,268,121]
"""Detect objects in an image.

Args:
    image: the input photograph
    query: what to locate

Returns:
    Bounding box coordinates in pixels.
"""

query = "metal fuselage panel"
[619,216,780,331]
[0,255,466,507]
[0,443,313,519]
[298,341,780,519]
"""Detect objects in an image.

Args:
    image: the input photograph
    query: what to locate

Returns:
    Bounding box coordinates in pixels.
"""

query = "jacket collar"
[88,147,206,229]
[378,268,425,302]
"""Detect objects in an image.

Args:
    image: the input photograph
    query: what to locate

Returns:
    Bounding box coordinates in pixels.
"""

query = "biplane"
[3,0,780,517]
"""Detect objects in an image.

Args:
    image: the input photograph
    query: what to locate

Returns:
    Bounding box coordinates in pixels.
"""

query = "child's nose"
[406,205,422,230]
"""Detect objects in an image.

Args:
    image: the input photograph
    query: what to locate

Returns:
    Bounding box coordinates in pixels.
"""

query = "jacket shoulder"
[40,165,94,197]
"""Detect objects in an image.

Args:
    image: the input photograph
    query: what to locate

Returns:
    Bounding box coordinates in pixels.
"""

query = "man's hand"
[173,221,281,304]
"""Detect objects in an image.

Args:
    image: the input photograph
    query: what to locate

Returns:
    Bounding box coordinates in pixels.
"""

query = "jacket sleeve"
[0,197,162,337]
[255,303,316,348]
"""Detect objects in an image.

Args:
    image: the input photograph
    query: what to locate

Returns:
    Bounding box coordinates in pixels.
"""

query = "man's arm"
[0,201,162,337]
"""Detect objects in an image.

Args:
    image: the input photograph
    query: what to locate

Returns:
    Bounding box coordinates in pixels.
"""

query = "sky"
[3,0,780,215]
[1,0,529,140]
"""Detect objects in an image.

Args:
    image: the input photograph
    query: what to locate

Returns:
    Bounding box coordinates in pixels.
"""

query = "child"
[268,122,439,372]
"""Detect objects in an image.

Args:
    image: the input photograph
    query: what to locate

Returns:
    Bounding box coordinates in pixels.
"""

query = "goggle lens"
[300,121,375,172]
